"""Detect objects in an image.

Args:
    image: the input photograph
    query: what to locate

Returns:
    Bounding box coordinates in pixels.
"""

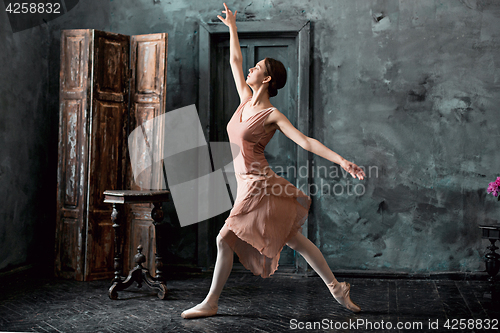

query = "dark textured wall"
[1,0,499,274]
[0,13,54,271]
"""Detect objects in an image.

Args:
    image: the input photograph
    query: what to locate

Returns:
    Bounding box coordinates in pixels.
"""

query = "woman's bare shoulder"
[267,108,286,122]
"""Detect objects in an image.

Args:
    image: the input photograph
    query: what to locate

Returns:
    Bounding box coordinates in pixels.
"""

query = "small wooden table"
[103,190,171,299]
[478,224,500,282]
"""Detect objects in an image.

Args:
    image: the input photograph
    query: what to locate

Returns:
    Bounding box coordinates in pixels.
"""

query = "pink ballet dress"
[219,96,311,278]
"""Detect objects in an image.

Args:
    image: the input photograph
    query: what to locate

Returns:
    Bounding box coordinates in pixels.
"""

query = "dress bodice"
[226,97,277,174]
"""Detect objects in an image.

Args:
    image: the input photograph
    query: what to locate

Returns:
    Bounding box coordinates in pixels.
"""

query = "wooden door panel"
[136,42,162,96]
[95,33,128,101]
[61,99,82,207]
[129,34,167,190]
[86,214,115,279]
[58,218,80,274]
[90,102,124,210]
[55,29,92,280]
[61,34,86,93]
[86,30,129,281]
[125,33,168,274]
[128,103,160,191]
[86,102,126,280]
[133,35,166,103]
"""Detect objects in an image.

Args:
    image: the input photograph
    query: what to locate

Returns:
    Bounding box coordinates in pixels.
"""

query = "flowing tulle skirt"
[219,167,311,278]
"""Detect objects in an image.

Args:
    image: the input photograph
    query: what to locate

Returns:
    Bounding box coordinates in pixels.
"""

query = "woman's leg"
[181,233,234,319]
[286,231,338,285]
[286,231,361,312]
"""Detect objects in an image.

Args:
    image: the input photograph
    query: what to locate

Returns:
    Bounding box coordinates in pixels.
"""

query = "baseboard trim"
[168,264,493,281]
[282,269,492,281]
[329,269,491,280]
[0,264,35,279]
[233,265,492,281]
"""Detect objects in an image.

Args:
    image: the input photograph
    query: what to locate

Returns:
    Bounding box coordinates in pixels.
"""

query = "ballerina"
[181,3,366,319]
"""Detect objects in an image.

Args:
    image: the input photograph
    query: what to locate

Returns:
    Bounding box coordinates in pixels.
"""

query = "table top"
[479,224,500,240]
[103,190,170,204]
[479,224,500,230]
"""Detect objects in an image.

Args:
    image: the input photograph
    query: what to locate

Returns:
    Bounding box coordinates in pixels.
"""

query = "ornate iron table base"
[479,224,500,282]
[108,245,167,300]
[104,190,170,300]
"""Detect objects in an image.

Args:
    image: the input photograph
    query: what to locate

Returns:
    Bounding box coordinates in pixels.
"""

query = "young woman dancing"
[181,3,366,319]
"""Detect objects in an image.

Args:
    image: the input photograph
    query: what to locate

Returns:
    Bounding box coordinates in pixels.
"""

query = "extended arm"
[217,3,252,102]
[268,110,366,180]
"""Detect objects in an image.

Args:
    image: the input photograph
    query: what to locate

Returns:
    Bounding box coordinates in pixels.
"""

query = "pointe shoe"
[327,281,361,313]
[181,302,218,319]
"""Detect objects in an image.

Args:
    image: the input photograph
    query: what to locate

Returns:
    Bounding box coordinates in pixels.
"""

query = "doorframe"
[197,19,311,273]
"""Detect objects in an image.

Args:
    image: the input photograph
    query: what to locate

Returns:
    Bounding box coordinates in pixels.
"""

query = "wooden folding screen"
[55,29,168,281]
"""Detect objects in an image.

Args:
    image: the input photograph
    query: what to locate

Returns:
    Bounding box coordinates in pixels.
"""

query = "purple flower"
[488,181,499,197]
[496,176,500,187]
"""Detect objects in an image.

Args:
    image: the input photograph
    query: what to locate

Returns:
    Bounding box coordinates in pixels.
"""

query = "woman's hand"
[340,159,366,180]
[217,3,237,28]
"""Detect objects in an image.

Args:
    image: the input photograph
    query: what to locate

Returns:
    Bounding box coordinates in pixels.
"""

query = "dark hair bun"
[264,58,287,97]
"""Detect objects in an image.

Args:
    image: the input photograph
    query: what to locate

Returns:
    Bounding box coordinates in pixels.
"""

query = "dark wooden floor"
[0,268,498,333]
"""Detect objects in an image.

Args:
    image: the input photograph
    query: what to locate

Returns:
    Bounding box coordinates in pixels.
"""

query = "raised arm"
[217,3,252,102]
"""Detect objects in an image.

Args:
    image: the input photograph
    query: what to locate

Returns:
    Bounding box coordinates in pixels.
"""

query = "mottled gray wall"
[1,0,499,274]
[307,0,500,273]
[0,13,54,271]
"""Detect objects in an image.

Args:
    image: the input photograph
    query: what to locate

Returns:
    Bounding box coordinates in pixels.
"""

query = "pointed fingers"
[223,3,232,15]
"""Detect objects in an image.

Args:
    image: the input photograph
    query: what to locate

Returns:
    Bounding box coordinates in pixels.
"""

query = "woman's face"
[246,59,269,86]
